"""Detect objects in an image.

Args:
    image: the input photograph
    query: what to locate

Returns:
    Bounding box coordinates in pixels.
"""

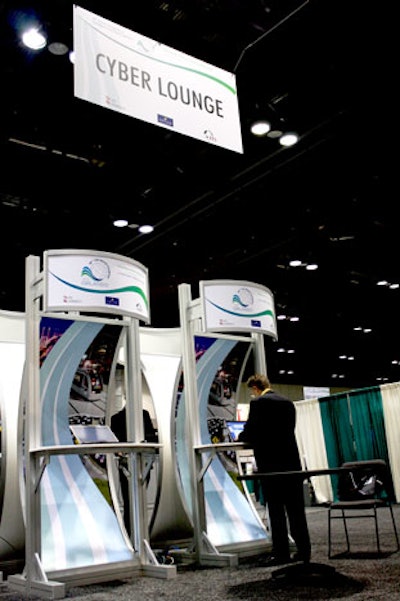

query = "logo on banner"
[157,114,174,127]
[204,129,217,142]
[81,259,111,285]
[232,287,254,309]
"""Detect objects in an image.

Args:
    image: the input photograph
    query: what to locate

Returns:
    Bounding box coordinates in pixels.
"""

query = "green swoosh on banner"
[50,272,149,307]
[207,299,274,319]
[85,17,237,94]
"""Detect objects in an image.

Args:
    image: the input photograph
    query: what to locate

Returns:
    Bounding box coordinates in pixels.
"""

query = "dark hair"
[246,373,270,390]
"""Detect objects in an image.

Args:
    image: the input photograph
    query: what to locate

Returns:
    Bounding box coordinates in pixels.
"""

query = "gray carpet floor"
[1,504,399,600]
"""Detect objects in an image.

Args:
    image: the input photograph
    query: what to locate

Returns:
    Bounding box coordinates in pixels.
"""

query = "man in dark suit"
[238,374,311,566]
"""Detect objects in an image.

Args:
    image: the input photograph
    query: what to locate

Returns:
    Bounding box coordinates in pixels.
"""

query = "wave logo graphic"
[81,259,111,282]
[232,287,254,308]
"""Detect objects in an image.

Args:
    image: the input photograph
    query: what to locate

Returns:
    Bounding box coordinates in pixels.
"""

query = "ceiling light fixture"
[48,41,69,56]
[113,219,128,228]
[267,129,284,139]
[250,120,271,136]
[22,28,47,50]
[289,259,318,270]
[138,224,154,234]
[279,132,299,147]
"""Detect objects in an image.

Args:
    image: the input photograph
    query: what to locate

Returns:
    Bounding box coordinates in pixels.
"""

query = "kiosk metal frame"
[8,252,176,600]
[178,281,276,567]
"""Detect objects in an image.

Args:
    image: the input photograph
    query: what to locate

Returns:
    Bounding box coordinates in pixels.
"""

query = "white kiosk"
[176,280,277,565]
[8,250,176,599]
[3,264,280,593]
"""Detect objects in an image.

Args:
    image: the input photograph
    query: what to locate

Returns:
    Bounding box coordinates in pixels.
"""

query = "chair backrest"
[338,460,391,502]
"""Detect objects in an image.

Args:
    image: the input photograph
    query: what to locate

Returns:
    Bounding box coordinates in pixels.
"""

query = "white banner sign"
[44,250,150,321]
[73,6,243,153]
[200,280,277,338]
[303,386,330,400]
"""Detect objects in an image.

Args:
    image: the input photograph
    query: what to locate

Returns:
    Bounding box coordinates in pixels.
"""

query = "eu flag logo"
[158,114,174,127]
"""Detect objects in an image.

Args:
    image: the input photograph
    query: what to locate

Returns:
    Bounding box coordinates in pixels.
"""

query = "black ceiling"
[0,0,396,390]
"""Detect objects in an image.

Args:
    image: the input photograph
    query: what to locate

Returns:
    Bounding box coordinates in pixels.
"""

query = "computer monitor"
[225,420,246,441]
[70,424,119,444]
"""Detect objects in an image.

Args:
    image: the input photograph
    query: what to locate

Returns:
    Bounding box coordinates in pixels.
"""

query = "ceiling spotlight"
[22,28,47,50]
[138,224,154,234]
[113,219,129,228]
[267,129,284,139]
[48,42,69,56]
[250,120,271,136]
[279,132,299,147]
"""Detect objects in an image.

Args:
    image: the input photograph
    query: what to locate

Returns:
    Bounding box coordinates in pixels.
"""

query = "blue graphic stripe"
[40,320,133,570]
[196,338,269,544]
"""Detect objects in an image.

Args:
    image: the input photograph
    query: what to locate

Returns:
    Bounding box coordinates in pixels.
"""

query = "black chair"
[328,459,400,558]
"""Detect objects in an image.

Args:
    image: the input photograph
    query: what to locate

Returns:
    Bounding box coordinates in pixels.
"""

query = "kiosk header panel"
[199,279,277,338]
[43,249,150,321]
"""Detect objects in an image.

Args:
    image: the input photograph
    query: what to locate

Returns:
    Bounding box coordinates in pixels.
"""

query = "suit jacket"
[111,408,158,443]
[238,391,301,473]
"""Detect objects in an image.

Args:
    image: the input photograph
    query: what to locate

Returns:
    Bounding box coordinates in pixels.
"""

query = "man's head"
[246,374,270,395]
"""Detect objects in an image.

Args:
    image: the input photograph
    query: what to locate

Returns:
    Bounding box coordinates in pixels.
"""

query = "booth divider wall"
[0,310,26,562]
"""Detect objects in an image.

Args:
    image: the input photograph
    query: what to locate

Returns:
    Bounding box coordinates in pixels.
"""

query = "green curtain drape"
[349,387,388,461]
[319,386,390,501]
[319,393,356,499]
[319,393,356,467]
[349,386,393,498]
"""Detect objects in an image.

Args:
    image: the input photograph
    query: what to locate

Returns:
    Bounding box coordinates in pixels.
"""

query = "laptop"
[225,420,246,441]
[70,424,119,444]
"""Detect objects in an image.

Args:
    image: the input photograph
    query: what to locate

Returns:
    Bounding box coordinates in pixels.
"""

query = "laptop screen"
[225,420,246,441]
[70,424,119,444]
